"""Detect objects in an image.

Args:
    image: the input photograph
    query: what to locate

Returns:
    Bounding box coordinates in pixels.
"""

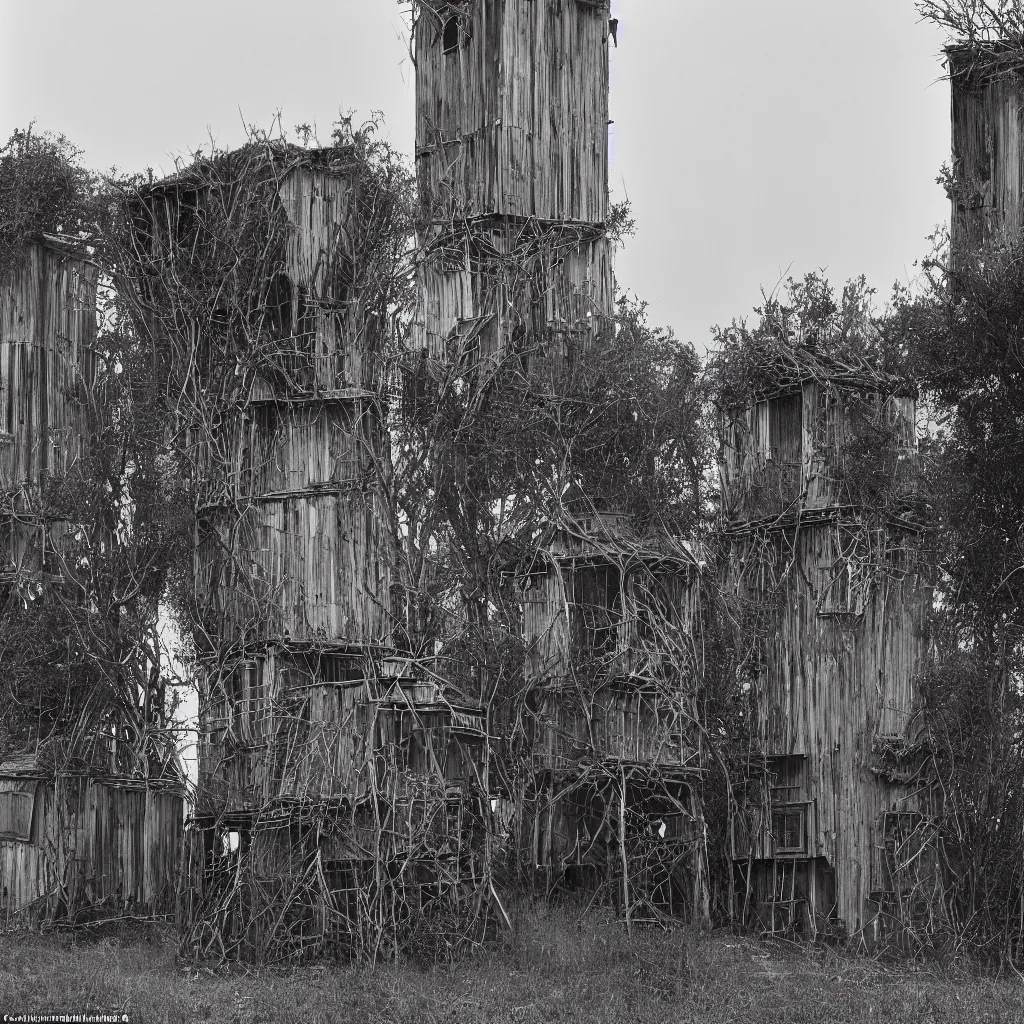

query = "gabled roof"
[136,142,360,198]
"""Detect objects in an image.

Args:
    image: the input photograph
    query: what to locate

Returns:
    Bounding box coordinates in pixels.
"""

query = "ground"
[0,904,1021,1024]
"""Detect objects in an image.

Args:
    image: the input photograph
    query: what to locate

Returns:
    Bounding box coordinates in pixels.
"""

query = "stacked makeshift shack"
[119,141,491,962]
[720,340,933,940]
[516,511,710,926]
[411,0,710,926]
[0,233,183,927]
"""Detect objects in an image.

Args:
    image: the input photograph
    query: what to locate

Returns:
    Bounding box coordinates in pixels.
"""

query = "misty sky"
[1,0,952,351]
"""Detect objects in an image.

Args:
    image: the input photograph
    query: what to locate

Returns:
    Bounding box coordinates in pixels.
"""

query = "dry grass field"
[0,903,1021,1024]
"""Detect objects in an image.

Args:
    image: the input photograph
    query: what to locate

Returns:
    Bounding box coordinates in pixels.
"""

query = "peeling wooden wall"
[949,48,1024,250]
[0,240,98,495]
[0,240,98,589]
[413,0,614,368]
[725,382,931,936]
[415,223,614,361]
[720,381,917,523]
[414,0,610,222]
[195,488,391,646]
[198,649,486,819]
[0,775,182,927]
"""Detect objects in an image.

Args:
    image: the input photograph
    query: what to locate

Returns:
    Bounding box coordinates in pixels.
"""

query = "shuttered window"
[0,790,34,841]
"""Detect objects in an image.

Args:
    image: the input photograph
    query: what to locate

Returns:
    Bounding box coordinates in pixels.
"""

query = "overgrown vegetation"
[6,0,1024,971]
[3,906,1023,1024]
[0,127,186,777]
[0,125,98,280]
[897,229,1024,963]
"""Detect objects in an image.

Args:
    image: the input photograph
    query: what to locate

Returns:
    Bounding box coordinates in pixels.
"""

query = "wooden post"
[620,766,631,937]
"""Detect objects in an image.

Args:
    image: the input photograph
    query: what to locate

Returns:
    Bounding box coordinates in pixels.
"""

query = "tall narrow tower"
[126,143,487,961]
[412,0,615,369]
[723,353,930,939]
[948,43,1024,250]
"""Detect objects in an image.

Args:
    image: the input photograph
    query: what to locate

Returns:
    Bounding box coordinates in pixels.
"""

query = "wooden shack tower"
[0,236,183,926]
[517,512,710,925]
[947,43,1024,251]
[722,350,932,939]
[125,143,489,961]
[411,0,615,369]
[412,0,710,924]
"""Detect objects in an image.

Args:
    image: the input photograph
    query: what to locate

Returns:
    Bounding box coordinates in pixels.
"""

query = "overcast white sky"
[1,0,952,350]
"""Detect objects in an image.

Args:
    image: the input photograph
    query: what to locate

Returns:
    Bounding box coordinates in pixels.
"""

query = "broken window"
[768,394,802,464]
[442,15,471,53]
[265,272,293,338]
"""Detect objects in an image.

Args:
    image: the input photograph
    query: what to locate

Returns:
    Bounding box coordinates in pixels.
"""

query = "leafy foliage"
[0,126,98,280]
[890,229,1024,959]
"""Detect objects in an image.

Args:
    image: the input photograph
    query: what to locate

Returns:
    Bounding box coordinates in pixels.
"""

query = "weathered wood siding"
[523,540,702,769]
[0,241,98,494]
[264,166,384,395]
[195,489,391,646]
[131,152,396,671]
[524,558,700,687]
[413,0,614,369]
[949,48,1024,250]
[531,686,695,769]
[198,651,485,815]
[194,399,381,505]
[721,382,917,521]
[414,222,614,361]
[727,517,930,932]
[414,0,610,222]
[0,775,182,927]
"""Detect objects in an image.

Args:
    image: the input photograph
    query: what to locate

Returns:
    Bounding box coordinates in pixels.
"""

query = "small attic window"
[442,15,471,53]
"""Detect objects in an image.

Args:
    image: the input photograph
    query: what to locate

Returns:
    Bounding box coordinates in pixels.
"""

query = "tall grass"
[0,901,1021,1023]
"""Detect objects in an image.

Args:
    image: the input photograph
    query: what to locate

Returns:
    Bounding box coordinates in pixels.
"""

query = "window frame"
[0,784,36,843]
[770,801,808,856]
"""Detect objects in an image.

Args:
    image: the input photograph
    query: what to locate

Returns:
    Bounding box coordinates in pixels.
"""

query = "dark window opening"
[442,17,461,53]
[265,272,293,339]
[442,13,472,54]
[174,191,201,253]
[571,564,621,658]
[0,789,34,842]
[771,804,807,855]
